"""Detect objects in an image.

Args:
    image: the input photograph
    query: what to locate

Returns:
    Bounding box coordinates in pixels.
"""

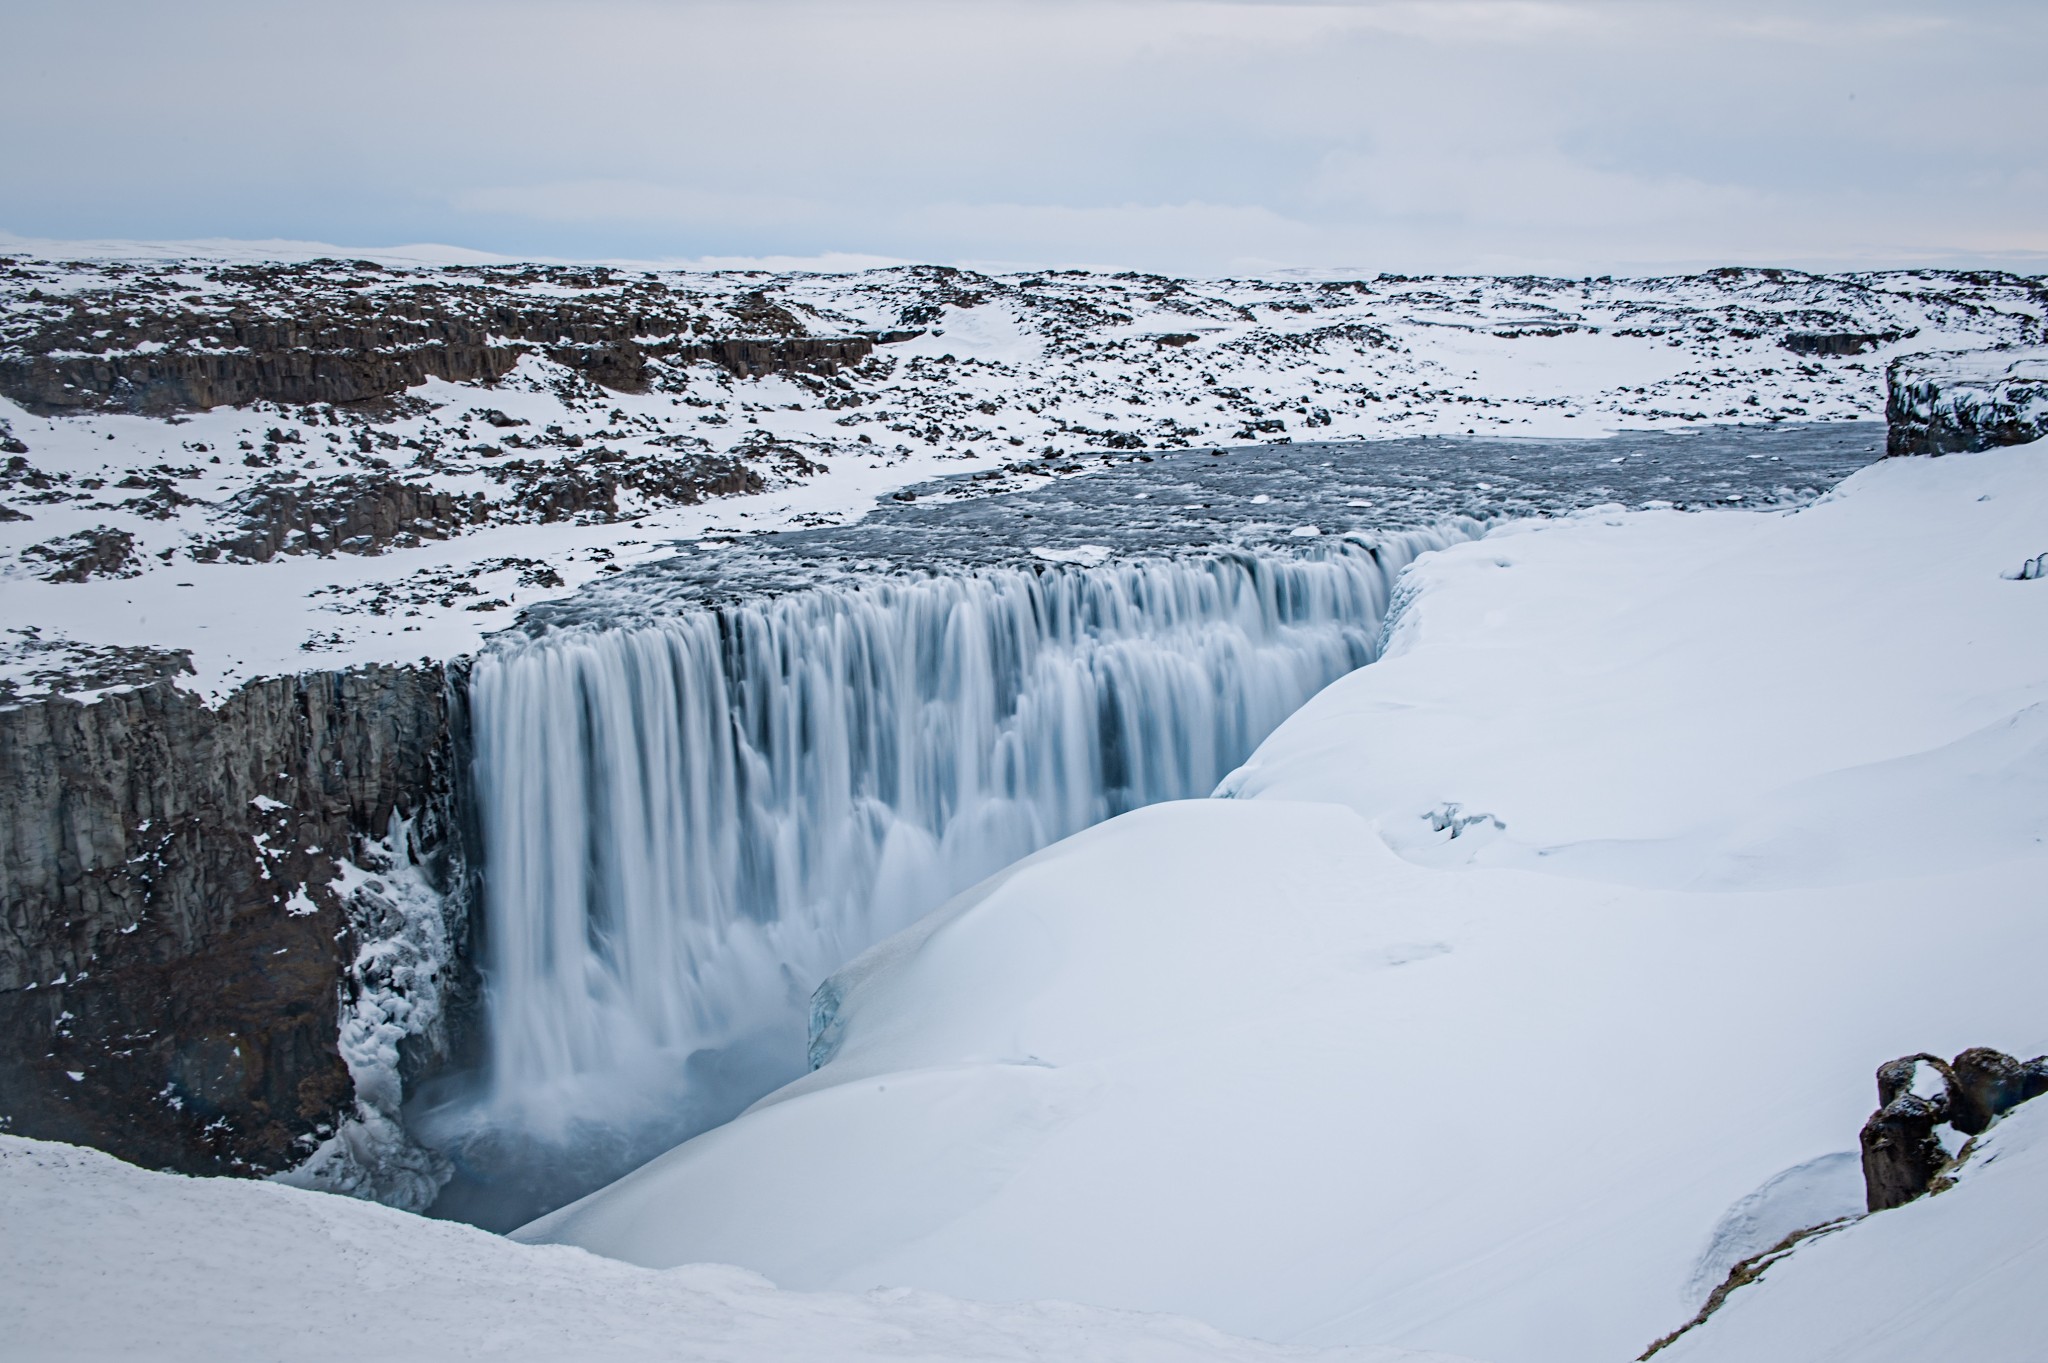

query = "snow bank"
[518,440,2048,1363]
[1659,1097,2048,1363]
[0,1134,1469,1363]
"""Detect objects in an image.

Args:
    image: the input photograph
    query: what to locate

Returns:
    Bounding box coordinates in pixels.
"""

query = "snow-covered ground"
[0,1135,1470,1363]
[2,243,2040,699]
[1657,1095,2048,1363]
[513,440,2048,1363]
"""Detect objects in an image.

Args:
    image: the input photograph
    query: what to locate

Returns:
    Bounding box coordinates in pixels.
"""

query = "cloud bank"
[5,0,2043,273]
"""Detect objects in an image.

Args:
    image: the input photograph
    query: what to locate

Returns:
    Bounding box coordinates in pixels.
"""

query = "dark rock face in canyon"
[1886,347,2048,457]
[0,664,470,1177]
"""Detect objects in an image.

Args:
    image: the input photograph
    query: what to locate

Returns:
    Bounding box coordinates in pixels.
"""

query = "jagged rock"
[1886,346,2048,457]
[0,665,472,1179]
[1783,330,1908,356]
[1947,1046,2048,1135]
[207,474,490,562]
[1860,1054,1953,1212]
[0,260,875,416]
[1860,1103,1948,1211]
[22,526,141,582]
[1858,1047,2048,1211]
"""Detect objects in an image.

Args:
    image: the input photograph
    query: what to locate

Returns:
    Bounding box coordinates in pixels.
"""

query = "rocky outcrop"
[205,476,490,562]
[198,453,771,563]
[1782,330,1908,356]
[0,261,876,416]
[1886,347,2048,457]
[0,665,472,1182]
[1858,1047,2048,1211]
[20,526,142,582]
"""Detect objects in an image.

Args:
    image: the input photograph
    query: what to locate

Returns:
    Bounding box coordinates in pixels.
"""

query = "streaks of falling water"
[442,528,1474,1218]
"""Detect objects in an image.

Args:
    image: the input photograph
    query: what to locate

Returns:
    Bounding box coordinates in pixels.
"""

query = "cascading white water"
[459,528,1473,1177]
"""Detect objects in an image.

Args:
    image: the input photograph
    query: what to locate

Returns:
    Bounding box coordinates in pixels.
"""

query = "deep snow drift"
[518,440,2048,1363]
[0,1135,1470,1363]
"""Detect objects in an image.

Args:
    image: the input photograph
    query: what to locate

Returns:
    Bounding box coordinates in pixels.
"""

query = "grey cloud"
[2,0,2042,272]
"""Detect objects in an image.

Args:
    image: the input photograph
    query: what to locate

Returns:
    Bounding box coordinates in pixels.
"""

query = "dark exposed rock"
[22,526,142,582]
[502,454,766,524]
[0,633,195,708]
[1783,330,1906,356]
[206,475,490,562]
[507,466,621,523]
[0,260,876,416]
[1859,1047,2048,1211]
[0,665,472,1179]
[1886,346,2048,457]
[1947,1046,2048,1136]
[1860,1053,1953,1212]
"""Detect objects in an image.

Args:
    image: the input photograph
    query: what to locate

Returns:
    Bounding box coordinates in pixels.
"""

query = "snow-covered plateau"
[1,245,2042,699]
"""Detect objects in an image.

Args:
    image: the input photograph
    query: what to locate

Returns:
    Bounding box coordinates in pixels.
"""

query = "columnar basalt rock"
[0,665,472,1179]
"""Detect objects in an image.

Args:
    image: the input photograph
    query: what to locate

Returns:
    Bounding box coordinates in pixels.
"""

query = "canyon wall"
[0,663,472,1183]
[1886,347,2048,457]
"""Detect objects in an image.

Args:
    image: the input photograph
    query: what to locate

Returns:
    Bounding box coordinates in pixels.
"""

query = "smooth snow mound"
[519,441,2048,1363]
[0,1135,1471,1363]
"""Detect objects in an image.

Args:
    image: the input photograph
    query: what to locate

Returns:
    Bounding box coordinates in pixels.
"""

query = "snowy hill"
[1,249,2041,698]
[514,439,2048,1363]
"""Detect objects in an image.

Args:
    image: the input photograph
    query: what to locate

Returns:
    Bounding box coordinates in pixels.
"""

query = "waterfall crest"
[453,527,1475,1205]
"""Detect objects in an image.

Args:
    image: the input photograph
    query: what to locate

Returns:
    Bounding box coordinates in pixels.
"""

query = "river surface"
[528,422,1881,622]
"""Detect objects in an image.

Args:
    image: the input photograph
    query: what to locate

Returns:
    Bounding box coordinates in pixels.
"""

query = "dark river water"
[530,421,1884,624]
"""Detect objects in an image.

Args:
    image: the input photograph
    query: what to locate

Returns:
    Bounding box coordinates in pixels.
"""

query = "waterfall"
[446,527,1474,1214]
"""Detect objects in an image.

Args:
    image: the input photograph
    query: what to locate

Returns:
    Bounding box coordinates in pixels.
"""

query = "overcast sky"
[5,0,2043,275]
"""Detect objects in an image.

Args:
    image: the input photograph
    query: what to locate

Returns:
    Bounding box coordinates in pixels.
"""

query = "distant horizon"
[4,230,2044,282]
[6,1,2043,278]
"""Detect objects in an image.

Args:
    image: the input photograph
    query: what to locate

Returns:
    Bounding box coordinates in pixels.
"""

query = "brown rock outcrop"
[1858,1046,2048,1212]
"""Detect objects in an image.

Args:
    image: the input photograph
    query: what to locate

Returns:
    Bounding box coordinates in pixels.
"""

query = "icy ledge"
[271,814,458,1212]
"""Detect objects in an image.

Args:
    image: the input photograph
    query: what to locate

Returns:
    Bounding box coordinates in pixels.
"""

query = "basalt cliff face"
[0,663,472,1183]
[0,260,873,417]
[1886,346,2048,457]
